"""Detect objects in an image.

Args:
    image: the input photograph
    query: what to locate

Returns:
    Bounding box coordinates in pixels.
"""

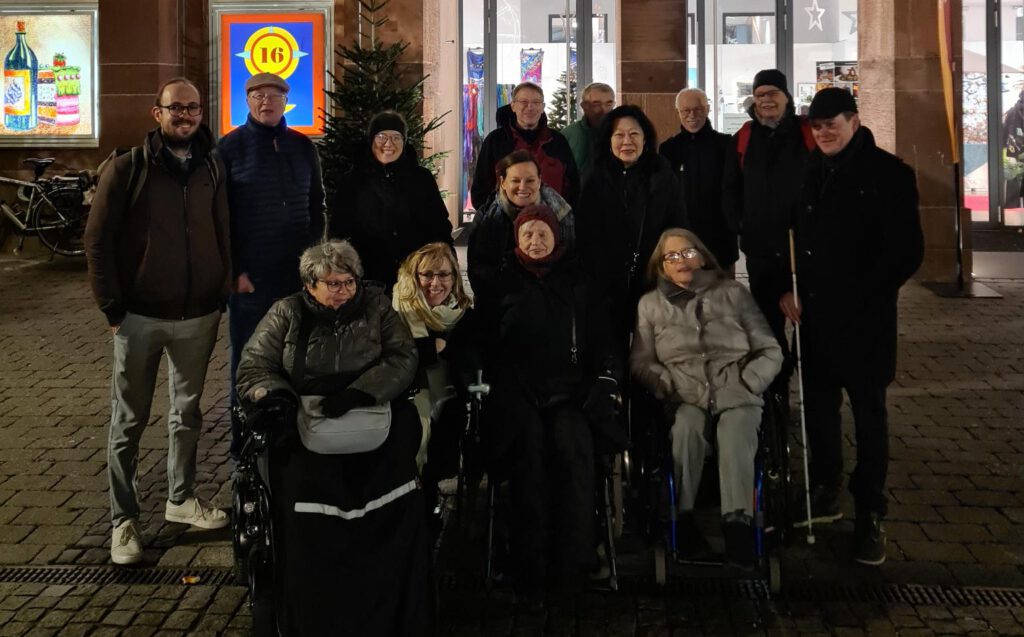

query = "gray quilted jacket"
[630,269,782,414]
[236,286,417,404]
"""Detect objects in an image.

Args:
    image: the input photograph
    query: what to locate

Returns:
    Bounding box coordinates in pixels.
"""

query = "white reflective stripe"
[294,480,418,520]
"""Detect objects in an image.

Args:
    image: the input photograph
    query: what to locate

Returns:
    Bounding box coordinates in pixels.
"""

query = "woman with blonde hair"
[630,228,782,568]
[393,242,475,517]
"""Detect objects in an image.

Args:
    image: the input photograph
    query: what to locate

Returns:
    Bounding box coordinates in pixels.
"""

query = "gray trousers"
[670,403,760,520]
[108,311,220,527]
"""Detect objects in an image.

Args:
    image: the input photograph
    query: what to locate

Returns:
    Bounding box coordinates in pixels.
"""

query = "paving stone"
[161,610,199,631]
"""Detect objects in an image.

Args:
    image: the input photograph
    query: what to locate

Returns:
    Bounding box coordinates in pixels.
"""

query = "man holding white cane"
[780,88,923,566]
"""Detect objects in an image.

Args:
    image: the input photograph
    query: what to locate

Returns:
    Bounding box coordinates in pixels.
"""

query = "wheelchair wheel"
[653,541,667,586]
[232,482,249,586]
[611,454,624,539]
[248,548,277,636]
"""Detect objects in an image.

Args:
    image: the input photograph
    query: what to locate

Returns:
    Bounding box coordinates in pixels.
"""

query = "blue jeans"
[229,278,299,456]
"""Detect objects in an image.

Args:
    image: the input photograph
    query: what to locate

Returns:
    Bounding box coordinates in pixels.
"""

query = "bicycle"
[0,157,93,257]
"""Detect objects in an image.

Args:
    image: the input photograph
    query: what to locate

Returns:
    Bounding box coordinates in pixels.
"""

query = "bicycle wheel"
[32,188,88,256]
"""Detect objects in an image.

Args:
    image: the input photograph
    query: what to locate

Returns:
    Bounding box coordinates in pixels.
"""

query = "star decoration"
[805,0,825,31]
[843,10,858,35]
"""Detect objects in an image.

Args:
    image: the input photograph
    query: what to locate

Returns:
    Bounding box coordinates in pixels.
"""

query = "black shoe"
[677,513,713,560]
[722,521,755,569]
[852,512,887,566]
[793,484,843,528]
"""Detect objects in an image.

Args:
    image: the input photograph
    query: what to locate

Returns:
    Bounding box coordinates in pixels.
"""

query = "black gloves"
[321,388,375,418]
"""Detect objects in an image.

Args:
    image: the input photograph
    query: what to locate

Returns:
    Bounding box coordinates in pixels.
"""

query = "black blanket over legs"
[271,399,433,636]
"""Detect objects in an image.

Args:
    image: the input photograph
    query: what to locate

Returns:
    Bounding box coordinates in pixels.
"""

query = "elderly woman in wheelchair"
[235,239,430,636]
[631,228,782,568]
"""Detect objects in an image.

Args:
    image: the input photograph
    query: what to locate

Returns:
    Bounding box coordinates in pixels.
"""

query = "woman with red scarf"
[482,205,623,600]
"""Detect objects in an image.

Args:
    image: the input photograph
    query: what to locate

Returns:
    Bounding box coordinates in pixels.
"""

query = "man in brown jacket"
[85,77,232,565]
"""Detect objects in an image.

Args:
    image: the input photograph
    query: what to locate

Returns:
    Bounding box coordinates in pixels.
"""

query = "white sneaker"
[165,497,229,529]
[110,519,143,565]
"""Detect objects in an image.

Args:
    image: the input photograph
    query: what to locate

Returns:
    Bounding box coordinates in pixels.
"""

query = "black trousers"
[746,256,793,396]
[803,369,889,516]
[487,385,596,592]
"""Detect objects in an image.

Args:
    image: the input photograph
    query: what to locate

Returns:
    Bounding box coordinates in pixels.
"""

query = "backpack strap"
[735,121,752,169]
[290,299,315,391]
[205,148,221,187]
[126,146,148,209]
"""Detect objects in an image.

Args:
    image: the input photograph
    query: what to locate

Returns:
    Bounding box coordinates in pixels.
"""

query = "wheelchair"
[629,391,791,593]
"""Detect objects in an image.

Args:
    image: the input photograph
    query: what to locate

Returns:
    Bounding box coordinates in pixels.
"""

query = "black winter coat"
[790,126,923,385]
[471,105,580,210]
[329,145,453,288]
[659,121,738,267]
[722,107,813,261]
[489,255,621,406]
[576,152,687,336]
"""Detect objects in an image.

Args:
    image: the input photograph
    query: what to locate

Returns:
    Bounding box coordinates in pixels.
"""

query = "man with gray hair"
[659,87,737,273]
[560,81,615,177]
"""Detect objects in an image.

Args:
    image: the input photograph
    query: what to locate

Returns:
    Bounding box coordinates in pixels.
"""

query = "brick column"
[859,0,966,282]
[619,0,687,144]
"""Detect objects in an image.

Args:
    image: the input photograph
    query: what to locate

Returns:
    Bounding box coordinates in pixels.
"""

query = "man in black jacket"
[470,82,579,210]
[219,72,327,458]
[660,88,737,273]
[723,69,816,405]
[779,88,924,566]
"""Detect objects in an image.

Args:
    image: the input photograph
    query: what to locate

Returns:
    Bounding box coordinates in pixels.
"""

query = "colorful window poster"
[0,5,98,147]
[215,9,328,136]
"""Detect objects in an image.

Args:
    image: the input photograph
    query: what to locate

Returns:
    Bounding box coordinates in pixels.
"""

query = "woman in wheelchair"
[236,239,431,636]
[392,241,476,518]
[630,228,782,568]
[483,205,623,597]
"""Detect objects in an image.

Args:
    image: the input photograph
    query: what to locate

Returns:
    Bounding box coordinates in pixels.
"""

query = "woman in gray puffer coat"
[236,239,431,636]
[630,228,782,568]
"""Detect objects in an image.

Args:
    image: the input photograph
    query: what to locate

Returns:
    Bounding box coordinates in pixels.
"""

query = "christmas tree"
[319,0,448,198]
[547,70,578,132]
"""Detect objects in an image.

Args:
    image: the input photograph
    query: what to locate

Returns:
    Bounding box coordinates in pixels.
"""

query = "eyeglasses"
[514,99,544,108]
[677,107,706,116]
[417,270,454,282]
[374,132,404,146]
[753,89,782,100]
[156,102,203,116]
[319,278,358,292]
[663,248,701,262]
[248,92,288,104]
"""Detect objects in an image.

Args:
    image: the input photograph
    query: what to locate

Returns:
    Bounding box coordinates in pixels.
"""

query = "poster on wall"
[214,7,329,137]
[0,5,97,147]
[815,60,859,100]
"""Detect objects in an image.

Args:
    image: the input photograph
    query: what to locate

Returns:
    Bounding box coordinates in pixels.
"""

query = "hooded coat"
[660,120,738,268]
[789,126,923,385]
[329,141,453,288]
[470,104,579,210]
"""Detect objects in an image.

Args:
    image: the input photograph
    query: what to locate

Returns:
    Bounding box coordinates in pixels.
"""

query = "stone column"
[859,0,965,282]
[620,0,688,143]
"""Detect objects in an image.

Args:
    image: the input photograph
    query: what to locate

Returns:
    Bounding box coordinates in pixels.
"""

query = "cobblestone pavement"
[0,255,1022,635]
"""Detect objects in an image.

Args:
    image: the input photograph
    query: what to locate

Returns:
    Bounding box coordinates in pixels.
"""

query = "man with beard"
[722,69,815,405]
[780,88,923,565]
[660,88,737,274]
[86,78,232,565]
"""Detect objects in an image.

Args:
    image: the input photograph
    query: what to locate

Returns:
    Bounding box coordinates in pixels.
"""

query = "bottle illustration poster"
[218,11,326,136]
[0,9,96,144]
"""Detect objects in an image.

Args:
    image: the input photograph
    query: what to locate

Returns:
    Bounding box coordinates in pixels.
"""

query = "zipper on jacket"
[181,185,192,319]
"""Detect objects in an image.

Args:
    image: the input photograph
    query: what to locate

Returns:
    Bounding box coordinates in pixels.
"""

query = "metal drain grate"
[0,566,237,587]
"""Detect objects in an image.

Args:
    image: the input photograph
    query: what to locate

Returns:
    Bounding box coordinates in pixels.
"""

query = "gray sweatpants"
[670,403,760,520]
[107,311,220,527]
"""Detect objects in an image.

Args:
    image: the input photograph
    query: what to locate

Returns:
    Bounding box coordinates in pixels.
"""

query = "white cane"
[789,229,816,545]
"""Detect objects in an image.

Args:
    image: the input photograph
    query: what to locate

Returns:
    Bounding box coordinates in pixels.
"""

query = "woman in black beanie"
[329,110,453,289]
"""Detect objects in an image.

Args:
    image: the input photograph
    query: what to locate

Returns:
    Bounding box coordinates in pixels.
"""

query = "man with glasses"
[722,69,816,414]
[659,88,738,275]
[560,81,615,177]
[218,72,326,459]
[470,81,579,210]
[85,77,232,565]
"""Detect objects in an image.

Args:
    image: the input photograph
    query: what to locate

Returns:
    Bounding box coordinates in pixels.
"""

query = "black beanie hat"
[808,87,858,120]
[753,69,790,97]
[368,111,407,141]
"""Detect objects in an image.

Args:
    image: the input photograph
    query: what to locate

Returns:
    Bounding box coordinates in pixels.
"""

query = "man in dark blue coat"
[219,72,326,457]
[780,88,924,566]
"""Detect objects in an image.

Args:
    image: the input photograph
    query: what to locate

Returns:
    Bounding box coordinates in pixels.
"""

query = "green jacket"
[560,117,602,178]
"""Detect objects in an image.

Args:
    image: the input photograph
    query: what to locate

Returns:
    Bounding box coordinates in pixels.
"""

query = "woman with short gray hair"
[235,239,431,634]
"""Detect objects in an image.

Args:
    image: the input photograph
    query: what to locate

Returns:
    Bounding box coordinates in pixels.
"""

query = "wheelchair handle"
[468,369,490,399]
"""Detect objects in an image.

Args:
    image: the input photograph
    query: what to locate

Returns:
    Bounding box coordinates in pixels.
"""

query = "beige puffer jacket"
[630,269,782,414]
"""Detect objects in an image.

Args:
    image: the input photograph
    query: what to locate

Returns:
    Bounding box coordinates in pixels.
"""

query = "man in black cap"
[779,87,923,565]
[722,69,816,408]
[218,71,326,457]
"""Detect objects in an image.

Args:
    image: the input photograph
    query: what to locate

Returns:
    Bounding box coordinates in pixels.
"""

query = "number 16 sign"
[216,9,327,136]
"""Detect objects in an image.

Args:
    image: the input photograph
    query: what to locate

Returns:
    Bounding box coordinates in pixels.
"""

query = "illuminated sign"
[217,11,326,136]
[0,5,97,147]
